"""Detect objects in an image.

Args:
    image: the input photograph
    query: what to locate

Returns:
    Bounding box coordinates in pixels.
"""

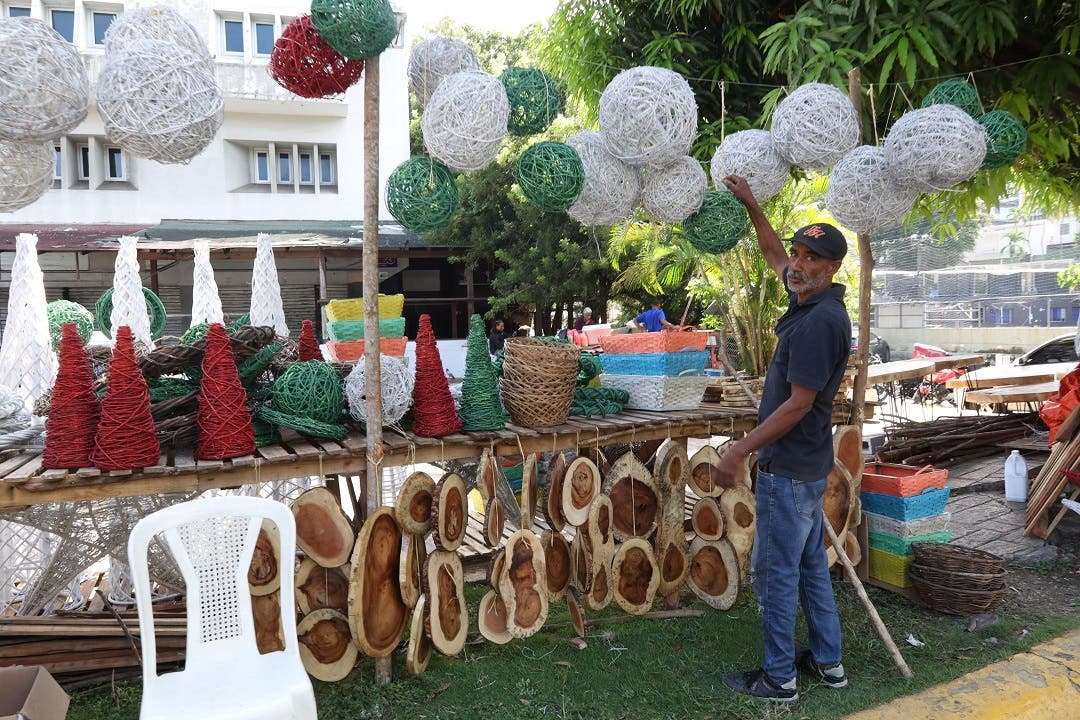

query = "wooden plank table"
[865,359,935,384]
[945,361,1077,389]
[929,353,985,371]
[963,380,1059,406]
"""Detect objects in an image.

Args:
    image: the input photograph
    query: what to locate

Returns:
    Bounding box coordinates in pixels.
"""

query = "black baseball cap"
[788,223,847,260]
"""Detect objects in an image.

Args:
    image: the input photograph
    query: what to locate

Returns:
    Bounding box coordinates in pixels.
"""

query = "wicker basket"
[860,487,950,521]
[908,563,1006,591]
[863,511,951,538]
[908,573,1007,615]
[599,331,709,355]
[500,338,580,428]
[868,547,914,588]
[326,318,406,342]
[600,350,709,376]
[868,529,950,557]
[325,294,405,322]
[910,542,1003,574]
[324,337,407,362]
[601,373,709,411]
[861,463,948,497]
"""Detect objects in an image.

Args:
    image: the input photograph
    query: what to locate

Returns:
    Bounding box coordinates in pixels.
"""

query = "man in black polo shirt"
[717,175,851,704]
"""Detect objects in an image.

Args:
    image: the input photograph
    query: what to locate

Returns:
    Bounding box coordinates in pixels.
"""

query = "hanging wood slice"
[293,486,355,568]
[611,538,660,615]
[654,530,690,597]
[655,439,689,496]
[566,586,587,638]
[478,589,512,645]
[720,484,756,581]
[251,590,284,654]
[477,449,499,503]
[562,455,600,526]
[296,558,350,615]
[399,532,427,610]
[688,445,723,497]
[833,425,865,491]
[348,507,407,658]
[844,532,862,567]
[395,471,436,534]
[633,438,665,466]
[585,555,613,611]
[248,519,281,596]
[423,549,468,655]
[603,452,659,541]
[540,530,571,600]
[498,529,548,638]
[431,471,467,552]
[484,496,505,547]
[543,452,567,531]
[824,461,854,567]
[582,446,611,476]
[297,609,358,682]
[847,492,863,531]
[488,547,506,591]
[587,494,615,558]
[569,530,593,593]
[406,595,433,675]
[520,453,538,531]
[687,537,740,611]
[747,451,758,493]
[691,497,725,541]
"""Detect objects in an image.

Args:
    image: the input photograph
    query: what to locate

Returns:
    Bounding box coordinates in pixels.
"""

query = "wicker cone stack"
[500,338,580,428]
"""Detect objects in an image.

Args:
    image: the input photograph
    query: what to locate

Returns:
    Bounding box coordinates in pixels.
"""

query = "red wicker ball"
[269,15,364,99]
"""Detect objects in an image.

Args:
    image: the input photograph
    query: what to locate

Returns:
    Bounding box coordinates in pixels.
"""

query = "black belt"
[758,462,770,473]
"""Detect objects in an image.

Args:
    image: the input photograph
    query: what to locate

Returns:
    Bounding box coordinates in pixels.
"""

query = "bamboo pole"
[847,67,874,429]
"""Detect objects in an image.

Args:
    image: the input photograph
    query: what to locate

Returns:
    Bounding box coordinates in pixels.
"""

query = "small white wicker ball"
[344,354,416,425]
[770,83,861,173]
[0,18,89,142]
[0,139,54,213]
[825,145,918,235]
[883,104,987,192]
[422,70,509,173]
[710,129,791,203]
[642,156,707,223]
[565,130,641,226]
[599,66,698,170]
[104,6,213,69]
[408,36,479,107]
[97,39,224,165]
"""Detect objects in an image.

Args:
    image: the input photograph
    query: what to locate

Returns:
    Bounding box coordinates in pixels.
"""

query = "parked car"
[1014,332,1078,366]
[851,329,890,363]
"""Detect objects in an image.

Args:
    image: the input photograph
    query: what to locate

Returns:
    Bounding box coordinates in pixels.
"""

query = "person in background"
[574,307,593,333]
[633,300,676,332]
[488,319,513,354]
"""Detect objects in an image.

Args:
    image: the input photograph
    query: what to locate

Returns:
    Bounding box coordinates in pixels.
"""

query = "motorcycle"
[910,343,965,405]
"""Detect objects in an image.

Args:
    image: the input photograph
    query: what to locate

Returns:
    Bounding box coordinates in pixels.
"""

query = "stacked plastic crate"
[323,293,407,362]
[598,332,710,411]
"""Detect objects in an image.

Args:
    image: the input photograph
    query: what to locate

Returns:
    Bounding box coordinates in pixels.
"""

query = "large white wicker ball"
[344,354,415,425]
[710,129,791,203]
[883,104,987,192]
[408,36,479,108]
[0,140,54,213]
[422,70,509,173]
[103,6,213,69]
[825,146,918,235]
[565,130,641,226]
[97,39,224,165]
[770,83,860,173]
[0,18,89,142]
[642,156,707,224]
[599,66,698,170]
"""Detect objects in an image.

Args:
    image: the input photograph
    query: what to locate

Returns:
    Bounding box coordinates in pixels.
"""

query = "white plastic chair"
[127,496,316,720]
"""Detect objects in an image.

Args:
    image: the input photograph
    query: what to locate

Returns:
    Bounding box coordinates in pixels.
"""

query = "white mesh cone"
[249,232,289,337]
[110,235,154,348]
[0,233,57,411]
[190,239,223,327]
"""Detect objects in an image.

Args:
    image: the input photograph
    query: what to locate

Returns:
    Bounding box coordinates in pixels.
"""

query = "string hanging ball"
[310,0,398,59]
[344,354,415,425]
[642,156,707,224]
[514,141,585,212]
[0,18,88,142]
[682,190,750,255]
[599,66,698,170]
[271,360,344,425]
[270,15,364,99]
[921,78,982,119]
[385,156,459,232]
[0,139,54,213]
[422,70,509,173]
[710,129,791,204]
[103,6,213,69]
[979,110,1027,170]
[46,300,94,349]
[770,82,861,173]
[884,104,987,191]
[500,67,563,136]
[96,287,168,340]
[565,130,641,227]
[825,145,918,236]
[408,36,478,107]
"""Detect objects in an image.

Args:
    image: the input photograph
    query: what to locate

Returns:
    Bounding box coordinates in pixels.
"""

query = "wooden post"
[148,258,159,294]
[847,67,874,429]
[465,266,476,318]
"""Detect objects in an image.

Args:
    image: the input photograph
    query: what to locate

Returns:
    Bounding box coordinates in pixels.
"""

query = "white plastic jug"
[1004,450,1028,502]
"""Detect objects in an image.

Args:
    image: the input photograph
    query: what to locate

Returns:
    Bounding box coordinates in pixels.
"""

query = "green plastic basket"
[327,317,406,341]
[868,529,950,557]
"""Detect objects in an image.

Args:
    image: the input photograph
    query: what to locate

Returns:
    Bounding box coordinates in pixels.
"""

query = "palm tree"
[1001,230,1030,261]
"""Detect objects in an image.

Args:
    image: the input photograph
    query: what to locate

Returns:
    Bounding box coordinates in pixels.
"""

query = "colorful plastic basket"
[600,350,709,376]
[326,318,406,342]
[861,463,948,497]
[325,293,405,322]
[868,529,950,557]
[863,511,950,538]
[324,337,407,362]
[860,487,950,522]
[599,331,709,355]
[868,547,914,588]
[600,374,709,411]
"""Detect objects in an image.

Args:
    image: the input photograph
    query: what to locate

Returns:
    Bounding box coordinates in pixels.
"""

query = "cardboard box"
[0,666,70,720]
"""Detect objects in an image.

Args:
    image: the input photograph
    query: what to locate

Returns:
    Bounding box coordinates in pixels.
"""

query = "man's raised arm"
[723,175,788,278]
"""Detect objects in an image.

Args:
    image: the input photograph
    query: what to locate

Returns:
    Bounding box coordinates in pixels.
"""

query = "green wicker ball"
[310,0,398,59]
[386,156,459,232]
[46,299,94,349]
[682,190,750,255]
[979,110,1027,170]
[95,286,168,339]
[921,78,981,118]
[271,360,344,424]
[500,67,564,136]
[515,141,585,212]
[181,322,209,344]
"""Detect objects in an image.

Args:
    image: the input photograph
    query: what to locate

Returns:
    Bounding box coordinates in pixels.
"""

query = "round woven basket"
[910,542,1003,574]
[500,338,580,428]
[908,571,1007,615]
[908,563,1006,591]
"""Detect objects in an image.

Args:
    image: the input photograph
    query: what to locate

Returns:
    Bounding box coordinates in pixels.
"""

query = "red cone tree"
[43,323,101,468]
[91,325,160,470]
[298,318,323,361]
[196,323,255,460]
[411,313,462,437]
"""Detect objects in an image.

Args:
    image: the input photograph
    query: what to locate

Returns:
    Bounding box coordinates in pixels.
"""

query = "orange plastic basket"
[325,337,407,362]
[861,463,948,497]
[599,331,708,355]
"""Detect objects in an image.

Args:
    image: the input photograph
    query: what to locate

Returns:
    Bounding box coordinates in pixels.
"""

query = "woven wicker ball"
[599,66,697,169]
[642,156,707,223]
[422,70,509,173]
[46,300,95,349]
[883,104,987,191]
[386,155,459,232]
[97,39,223,164]
[979,110,1027,170]
[682,190,750,255]
[96,286,168,340]
[407,36,478,107]
[0,18,89,142]
[921,78,981,119]
[710,129,791,204]
[501,67,563,136]
[825,146,918,236]
[103,6,213,69]
[515,141,585,212]
[565,130,641,226]
[272,360,344,425]
[770,83,861,173]
[0,139,53,213]
[270,15,364,99]
[344,354,415,425]
[310,0,398,59]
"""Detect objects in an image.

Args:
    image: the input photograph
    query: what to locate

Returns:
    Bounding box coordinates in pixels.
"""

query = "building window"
[1061,222,1071,237]
[299,152,313,184]
[53,145,61,180]
[253,21,274,55]
[253,149,269,183]
[51,8,75,42]
[77,143,89,180]
[105,147,125,180]
[988,307,1012,325]
[8,6,30,17]
[278,152,292,183]
[91,11,115,45]
[222,19,243,54]
[1051,307,1066,322]
[320,152,335,184]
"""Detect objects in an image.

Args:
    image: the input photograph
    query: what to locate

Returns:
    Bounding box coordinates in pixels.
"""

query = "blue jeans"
[751,470,842,684]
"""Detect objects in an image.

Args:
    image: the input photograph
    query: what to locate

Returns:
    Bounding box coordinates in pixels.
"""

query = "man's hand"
[714,441,749,488]
[722,174,759,209]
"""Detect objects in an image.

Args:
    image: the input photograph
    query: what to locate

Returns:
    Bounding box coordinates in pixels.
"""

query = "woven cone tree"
[110,236,154,348]
[0,233,57,411]
[249,232,289,337]
[298,319,323,361]
[459,314,505,431]
[42,323,100,468]
[196,323,255,460]
[190,239,224,327]
[411,314,461,437]
[91,325,160,470]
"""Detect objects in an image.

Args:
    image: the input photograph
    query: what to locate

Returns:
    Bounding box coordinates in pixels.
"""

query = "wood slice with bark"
[431,471,467,552]
[691,496,725,541]
[543,453,567,531]
[687,537,739,610]
[251,590,284,654]
[296,558,349,615]
[488,547,506,591]
[847,493,862,530]
[833,425,864,493]
[293,486,355,568]
[603,452,659,541]
[655,439,689,496]
[562,455,600,526]
[297,608,357,682]
[395,471,435,534]
[844,531,862,567]
[653,530,690,597]
[587,494,615,559]
[499,529,548,638]
[585,554,613,611]
[477,589,512,645]
[399,532,427,610]
[249,519,281,596]
[348,507,407,658]
[406,595,433,675]
[476,449,499,503]
[484,496,504,548]
[720,484,755,582]
[823,461,853,568]
[540,530,571,600]
[566,586,587,638]
[611,538,660,615]
[423,549,468,655]
[688,445,723,497]
[520,453,538,531]
[569,529,593,593]
[582,446,611,476]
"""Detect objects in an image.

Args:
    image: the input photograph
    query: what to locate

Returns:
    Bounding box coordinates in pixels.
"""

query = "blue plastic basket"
[600,350,709,376]
[860,487,951,522]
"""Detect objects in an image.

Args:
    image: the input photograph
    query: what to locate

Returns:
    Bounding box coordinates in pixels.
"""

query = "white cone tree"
[249,232,288,337]
[0,233,57,410]
[189,239,223,327]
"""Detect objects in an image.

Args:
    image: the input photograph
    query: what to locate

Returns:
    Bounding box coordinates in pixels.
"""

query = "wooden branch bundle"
[877,412,1039,466]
